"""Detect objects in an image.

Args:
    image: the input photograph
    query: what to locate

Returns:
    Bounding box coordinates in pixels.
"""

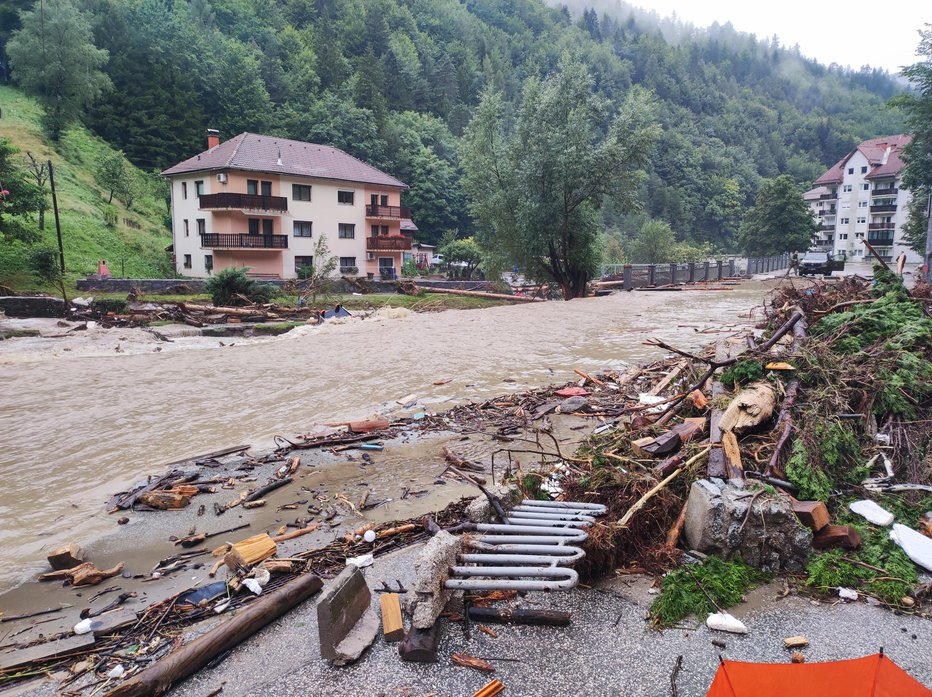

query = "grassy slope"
[0,86,172,291]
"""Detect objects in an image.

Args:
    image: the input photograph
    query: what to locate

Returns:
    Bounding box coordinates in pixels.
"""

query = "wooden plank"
[722,431,743,479]
[0,634,96,671]
[813,525,862,550]
[791,501,830,531]
[648,360,687,396]
[380,593,405,642]
[92,608,139,636]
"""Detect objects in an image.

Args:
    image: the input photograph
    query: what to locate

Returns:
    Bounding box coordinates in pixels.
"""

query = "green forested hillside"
[0,0,908,264]
[0,87,172,288]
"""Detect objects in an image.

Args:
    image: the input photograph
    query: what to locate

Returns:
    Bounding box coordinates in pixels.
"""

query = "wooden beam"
[380,593,405,642]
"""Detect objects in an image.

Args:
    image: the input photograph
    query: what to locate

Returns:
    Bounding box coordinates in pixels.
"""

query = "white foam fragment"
[889,523,932,572]
[849,499,894,526]
[706,612,748,634]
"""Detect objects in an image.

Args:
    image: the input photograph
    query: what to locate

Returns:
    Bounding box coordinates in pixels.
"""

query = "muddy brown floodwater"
[0,282,778,594]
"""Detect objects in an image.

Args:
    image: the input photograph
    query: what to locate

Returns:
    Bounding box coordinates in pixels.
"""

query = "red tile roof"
[161,132,406,188]
[812,135,911,185]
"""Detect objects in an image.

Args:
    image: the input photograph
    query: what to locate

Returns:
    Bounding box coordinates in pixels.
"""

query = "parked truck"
[798,251,846,276]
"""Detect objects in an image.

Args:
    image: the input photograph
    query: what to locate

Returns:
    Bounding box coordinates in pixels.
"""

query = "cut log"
[653,454,684,479]
[47,543,84,570]
[105,573,323,697]
[719,381,778,435]
[466,607,571,626]
[139,491,191,510]
[260,560,296,575]
[812,525,862,550]
[792,500,830,532]
[399,623,441,663]
[408,285,541,303]
[380,593,405,642]
[272,524,319,543]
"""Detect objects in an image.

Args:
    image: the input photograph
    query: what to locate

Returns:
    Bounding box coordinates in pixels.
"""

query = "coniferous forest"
[0,0,908,253]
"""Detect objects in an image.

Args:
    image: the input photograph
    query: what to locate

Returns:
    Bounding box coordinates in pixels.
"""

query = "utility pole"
[48,159,64,272]
[925,191,932,283]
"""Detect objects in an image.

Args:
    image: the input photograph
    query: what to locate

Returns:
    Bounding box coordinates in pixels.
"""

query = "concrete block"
[316,565,378,666]
[407,530,463,629]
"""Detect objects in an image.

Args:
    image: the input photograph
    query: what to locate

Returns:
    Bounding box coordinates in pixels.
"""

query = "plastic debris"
[849,500,894,527]
[346,553,374,568]
[637,393,667,413]
[106,665,125,679]
[706,612,748,634]
[889,524,932,572]
[838,587,858,601]
[242,578,263,595]
[73,618,94,635]
[363,529,376,543]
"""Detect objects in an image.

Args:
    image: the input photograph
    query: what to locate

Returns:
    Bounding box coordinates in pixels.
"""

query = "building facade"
[162,131,416,280]
[805,135,920,264]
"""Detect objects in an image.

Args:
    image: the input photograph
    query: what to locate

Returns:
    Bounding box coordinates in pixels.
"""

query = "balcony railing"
[819,224,835,232]
[872,188,897,197]
[200,233,288,249]
[867,234,895,245]
[199,193,288,212]
[870,204,897,213]
[867,223,894,230]
[366,235,412,251]
[365,204,411,219]
[817,209,836,217]
[819,192,837,200]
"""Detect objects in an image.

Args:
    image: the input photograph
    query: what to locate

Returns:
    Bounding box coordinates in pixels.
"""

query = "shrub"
[204,267,276,306]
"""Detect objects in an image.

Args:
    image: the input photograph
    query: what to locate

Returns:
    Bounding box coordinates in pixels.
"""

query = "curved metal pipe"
[509,510,596,522]
[503,517,590,528]
[475,523,589,540]
[445,565,578,591]
[474,534,586,545]
[519,500,607,513]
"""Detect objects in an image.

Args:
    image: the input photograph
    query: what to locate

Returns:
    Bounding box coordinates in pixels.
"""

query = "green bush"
[92,298,127,314]
[204,267,276,306]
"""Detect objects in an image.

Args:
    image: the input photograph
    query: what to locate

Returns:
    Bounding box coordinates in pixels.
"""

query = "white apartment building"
[805,135,920,264]
[162,131,416,280]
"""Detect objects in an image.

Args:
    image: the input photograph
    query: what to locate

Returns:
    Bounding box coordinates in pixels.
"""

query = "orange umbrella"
[707,653,931,697]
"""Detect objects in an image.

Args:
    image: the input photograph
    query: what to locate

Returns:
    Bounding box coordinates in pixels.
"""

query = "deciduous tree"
[461,54,659,299]
[737,175,816,256]
[0,138,43,243]
[6,0,110,140]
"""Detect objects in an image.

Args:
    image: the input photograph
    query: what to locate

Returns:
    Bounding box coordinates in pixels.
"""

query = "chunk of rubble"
[407,530,464,629]
[848,500,894,527]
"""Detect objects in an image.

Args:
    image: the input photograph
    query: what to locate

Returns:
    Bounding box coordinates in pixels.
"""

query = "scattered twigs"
[765,379,799,476]
[614,447,710,528]
[670,655,683,697]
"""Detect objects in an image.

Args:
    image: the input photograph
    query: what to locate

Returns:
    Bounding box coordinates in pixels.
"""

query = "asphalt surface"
[157,543,932,697]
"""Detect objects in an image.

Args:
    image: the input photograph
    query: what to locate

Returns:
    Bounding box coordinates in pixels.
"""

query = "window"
[858,201,867,208]
[195,180,204,196]
[183,254,192,269]
[842,185,852,193]
[861,183,869,190]
[204,254,213,272]
[861,166,868,173]
[848,167,854,175]
[855,232,864,238]
[247,180,258,195]
[841,203,850,210]
[260,181,272,196]
[248,218,259,235]
[181,182,188,199]
[293,221,313,237]
[380,194,388,206]
[183,219,190,237]
[840,217,849,224]
[338,223,355,239]
[856,217,866,224]
[839,234,848,240]
[338,190,354,205]
[262,219,273,235]
[371,224,389,236]
[339,256,357,272]
[292,184,311,201]
[295,256,313,276]
[196,218,206,235]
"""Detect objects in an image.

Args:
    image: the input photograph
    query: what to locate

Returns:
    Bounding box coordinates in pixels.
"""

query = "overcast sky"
[630,1,930,73]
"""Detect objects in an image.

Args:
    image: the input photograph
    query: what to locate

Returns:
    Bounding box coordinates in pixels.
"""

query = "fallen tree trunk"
[105,573,323,697]
[409,285,541,302]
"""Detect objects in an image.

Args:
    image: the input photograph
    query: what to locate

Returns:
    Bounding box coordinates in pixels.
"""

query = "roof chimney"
[880,146,891,166]
[207,129,220,150]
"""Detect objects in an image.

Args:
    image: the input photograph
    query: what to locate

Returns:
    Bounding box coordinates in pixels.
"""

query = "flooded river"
[0,282,777,593]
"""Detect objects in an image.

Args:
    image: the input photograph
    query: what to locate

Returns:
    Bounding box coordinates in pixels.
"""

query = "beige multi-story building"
[804,135,920,264]
[162,130,416,280]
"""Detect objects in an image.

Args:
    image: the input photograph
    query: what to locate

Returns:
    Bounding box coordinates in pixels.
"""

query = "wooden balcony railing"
[870,204,897,213]
[365,204,411,219]
[867,223,894,230]
[200,233,288,249]
[366,235,412,251]
[871,188,898,197]
[199,193,288,212]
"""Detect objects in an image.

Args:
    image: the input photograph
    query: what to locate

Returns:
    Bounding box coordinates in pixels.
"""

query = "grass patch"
[719,360,763,388]
[649,556,770,627]
[0,328,41,340]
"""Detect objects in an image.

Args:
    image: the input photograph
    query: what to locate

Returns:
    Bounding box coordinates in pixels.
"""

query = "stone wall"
[75,277,501,295]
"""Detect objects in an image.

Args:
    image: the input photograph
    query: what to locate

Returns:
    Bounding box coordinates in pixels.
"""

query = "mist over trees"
[0,0,909,255]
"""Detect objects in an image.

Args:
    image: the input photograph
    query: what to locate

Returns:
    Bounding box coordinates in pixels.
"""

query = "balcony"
[870,204,897,213]
[817,209,836,217]
[366,235,412,251]
[867,223,894,231]
[365,204,411,220]
[199,193,288,213]
[200,233,288,249]
[819,224,835,232]
[867,233,895,245]
[872,187,898,197]
[819,192,837,200]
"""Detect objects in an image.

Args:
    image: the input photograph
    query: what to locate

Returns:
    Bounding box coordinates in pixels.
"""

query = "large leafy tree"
[6,0,110,140]
[738,175,817,256]
[0,138,44,243]
[893,25,932,271]
[461,54,659,299]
